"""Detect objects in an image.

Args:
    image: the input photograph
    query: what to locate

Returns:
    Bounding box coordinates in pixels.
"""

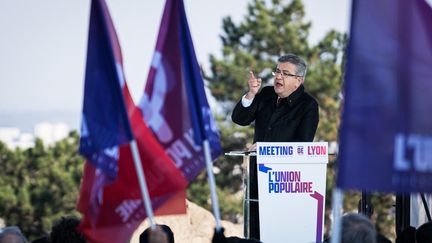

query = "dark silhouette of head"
[396,226,416,243]
[376,233,391,243]
[225,236,261,243]
[31,236,49,243]
[416,221,432,243]
[341,213,376,243]
[139,224,174,243]
[50,217,85,243]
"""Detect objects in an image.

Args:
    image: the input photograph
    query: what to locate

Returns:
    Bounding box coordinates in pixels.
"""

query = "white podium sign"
[257,142,328,243]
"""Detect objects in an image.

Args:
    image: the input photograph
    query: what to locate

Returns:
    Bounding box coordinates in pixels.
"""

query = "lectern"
[257,142,328,243]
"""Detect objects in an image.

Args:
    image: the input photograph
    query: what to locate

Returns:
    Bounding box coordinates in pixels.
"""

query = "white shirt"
[241,94,254,107]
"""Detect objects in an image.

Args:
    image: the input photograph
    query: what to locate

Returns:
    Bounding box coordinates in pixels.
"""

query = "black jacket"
[232,85,319,142]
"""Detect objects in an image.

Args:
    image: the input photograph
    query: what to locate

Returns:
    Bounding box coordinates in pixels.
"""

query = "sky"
[0,0,350,130]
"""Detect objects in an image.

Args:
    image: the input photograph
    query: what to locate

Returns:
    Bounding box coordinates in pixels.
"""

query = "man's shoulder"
[302,91,319,107]
[260,86,275,96]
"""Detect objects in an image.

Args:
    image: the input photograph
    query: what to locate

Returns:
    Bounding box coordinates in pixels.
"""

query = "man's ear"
[298,77,304,85]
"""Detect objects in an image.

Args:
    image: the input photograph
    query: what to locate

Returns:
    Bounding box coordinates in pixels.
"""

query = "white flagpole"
[330,188,344,243]
[203,139,222,230]
[130,139,156,229]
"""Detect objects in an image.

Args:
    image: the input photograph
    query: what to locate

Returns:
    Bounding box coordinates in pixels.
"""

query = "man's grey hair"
[278,54,308,77]
[0,226,27,243]
[341,213,376,243]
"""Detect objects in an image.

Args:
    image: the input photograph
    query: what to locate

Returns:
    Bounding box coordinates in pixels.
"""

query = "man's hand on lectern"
[248,143,257,151]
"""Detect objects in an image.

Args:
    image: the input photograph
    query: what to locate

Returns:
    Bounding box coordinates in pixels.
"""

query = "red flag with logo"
[77,0,187,242]
[78,105,187,243]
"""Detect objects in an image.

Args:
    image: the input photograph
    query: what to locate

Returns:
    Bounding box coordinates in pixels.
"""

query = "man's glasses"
[272,68,302,79]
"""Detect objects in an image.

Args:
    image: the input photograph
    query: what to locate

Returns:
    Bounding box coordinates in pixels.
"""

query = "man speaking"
[231,53,319,240]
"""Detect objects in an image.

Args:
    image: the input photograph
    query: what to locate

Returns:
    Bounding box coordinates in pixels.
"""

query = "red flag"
[77,0,188,242]
[78,105,187,243]
[139,0,222,183]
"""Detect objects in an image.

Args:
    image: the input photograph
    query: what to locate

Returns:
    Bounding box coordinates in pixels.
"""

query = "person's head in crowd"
[341,213,376,243]
[31,236,49,243]
[225,236,261,243]
[139,224,174,243]
[396,226,416,243]
[211,228,226,243]
[376,233,391,243]
[50,216,85,243]
[0,226,27,243]
[416,221,432,243]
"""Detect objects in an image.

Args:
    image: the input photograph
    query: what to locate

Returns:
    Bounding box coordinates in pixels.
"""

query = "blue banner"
[337,0,432,192]
[79,0,133,180]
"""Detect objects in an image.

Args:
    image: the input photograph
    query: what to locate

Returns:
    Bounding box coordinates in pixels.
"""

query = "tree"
[0,132,83,241]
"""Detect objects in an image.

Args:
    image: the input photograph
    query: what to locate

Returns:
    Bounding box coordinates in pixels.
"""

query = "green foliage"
[187,116,254,221]
[0,132,83,241]
[187,170,243,223]
[371,193,395,239]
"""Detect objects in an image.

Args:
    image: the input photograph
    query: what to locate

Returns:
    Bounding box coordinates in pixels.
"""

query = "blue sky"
[0,0,350,115]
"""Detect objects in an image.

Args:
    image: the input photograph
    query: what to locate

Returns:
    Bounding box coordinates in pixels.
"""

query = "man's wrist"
[241,93,254,107]
[245,91,255,100]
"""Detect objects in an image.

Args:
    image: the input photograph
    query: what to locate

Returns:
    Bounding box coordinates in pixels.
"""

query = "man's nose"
[274,74,283,81]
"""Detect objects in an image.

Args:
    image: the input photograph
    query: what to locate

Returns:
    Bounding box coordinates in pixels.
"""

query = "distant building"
[0,127,20,143]
[0,122,70,149]
[34,122,70,146]
[0,127,34,149]
[18,132,35,149]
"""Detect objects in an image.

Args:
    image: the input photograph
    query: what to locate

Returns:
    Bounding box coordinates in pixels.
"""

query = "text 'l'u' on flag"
[337,0,432,192]
[138,0,222,183]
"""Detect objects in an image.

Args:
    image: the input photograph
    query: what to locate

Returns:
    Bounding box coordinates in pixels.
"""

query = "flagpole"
[130,139,156,228]
[203,139,222,230]
[330,188,344,243]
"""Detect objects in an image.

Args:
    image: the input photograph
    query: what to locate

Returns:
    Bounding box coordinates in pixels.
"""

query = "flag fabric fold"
[78,0,188,242]
[78,105,188,243]
[337,0,432,192]
[139,0,222,183]
[79,0,132,181]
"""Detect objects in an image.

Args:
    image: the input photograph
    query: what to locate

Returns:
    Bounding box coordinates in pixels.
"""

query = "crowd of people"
[0,217,85,243]
[338,213,432,243]
[1,214,432,242]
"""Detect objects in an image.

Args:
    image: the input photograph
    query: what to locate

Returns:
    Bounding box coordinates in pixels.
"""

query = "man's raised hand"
[246,71,261,99]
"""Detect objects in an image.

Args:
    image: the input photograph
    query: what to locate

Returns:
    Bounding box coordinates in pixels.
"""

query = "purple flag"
[79,0,132,180]
[138,0,222,182]
[78,0,134,227]
[337,0,432,192]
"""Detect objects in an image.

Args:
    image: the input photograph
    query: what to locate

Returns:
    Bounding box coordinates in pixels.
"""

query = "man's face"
[273,62,303,98]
